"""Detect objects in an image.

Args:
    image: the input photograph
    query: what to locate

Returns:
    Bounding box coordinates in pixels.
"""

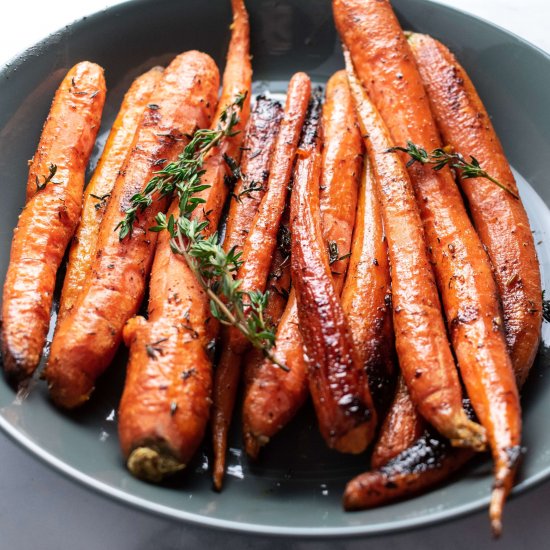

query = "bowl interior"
[0,0,549,537]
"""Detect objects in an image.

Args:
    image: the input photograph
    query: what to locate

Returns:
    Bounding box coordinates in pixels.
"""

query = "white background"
[1,1,549,549]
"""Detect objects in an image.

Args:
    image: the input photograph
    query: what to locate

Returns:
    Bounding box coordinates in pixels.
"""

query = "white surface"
[1,1,549,549]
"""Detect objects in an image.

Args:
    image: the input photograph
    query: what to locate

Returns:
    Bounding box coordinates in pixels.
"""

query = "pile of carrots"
[0,0,544,536]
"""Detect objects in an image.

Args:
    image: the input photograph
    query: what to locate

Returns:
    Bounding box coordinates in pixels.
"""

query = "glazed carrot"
[337,1,522,532]
[193,0,252,233]
[291,92,377,453]
[371,376,424,469]
[344,52,485,450]
[344,430,474,511]
[242,74,364,458]
[223,96,283,254]
[341,156,395,414]
[1,62,106,384]
[409,33,542,385]
[44,51,220,408]
[212,72,310,490]
[58,67,163,321]
[242,290,305,458]
[118,0,252,480]
[320,71,362,294]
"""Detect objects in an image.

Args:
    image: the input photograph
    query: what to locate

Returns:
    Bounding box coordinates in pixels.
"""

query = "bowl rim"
[1,0,549,538]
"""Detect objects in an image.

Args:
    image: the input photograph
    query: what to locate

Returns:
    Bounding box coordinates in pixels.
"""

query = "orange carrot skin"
[58,67,163,322]
[341,157,395,414]
[194,0,252,233]
[211,72,310,489]
[371,376,424,469]
[1,62,106,383]
[44,52,220,409]
[223,96,283,255]
[320,70,362,294]
[345,58,484,450]
[336,1,521,530]
[409,33,542,385]
[291,95,377,453]
[119,0,252,480]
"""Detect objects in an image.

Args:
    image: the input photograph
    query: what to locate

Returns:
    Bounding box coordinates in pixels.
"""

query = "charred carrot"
[223,96,283,254]
[344,429,474,511]
[212,71,311,490]
[44,51,220,408]
[291,92,377,453]
[58,66,163,321]
[409,33,542,385]
[1,62,106,384]
[242,73,365,457]
[344,51,485,450]
[118,0,252,480]
[336,0,522,532]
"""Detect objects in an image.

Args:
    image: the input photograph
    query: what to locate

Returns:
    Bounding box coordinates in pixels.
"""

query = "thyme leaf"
[388,141,519,199]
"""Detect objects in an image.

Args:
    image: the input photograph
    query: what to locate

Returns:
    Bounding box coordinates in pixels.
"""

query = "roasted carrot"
[212,71,311,490]
[344,429,474,511]
[1,62,106,384]
[409,33,542,385]
[118,0,252,480]
[341,156,395,414]
[242,290,305,458]
[291,92,377,453]
[242,74,364,458]
[371,376,424,469]
[336,0,522,532]
[193,0,252,233]
[44,51,220,408]
[58,67,163,321]
[320,70,362,294]
[223,96,283,255]
[344,51,485,450]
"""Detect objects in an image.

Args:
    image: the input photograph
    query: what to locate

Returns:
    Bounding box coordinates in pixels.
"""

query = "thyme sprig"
[116,92,248,240]
[389,141,519,199]
[127,91,286,370]
[152,212,288,371]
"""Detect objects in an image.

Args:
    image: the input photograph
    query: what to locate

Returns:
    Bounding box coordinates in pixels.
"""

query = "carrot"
[344,429,474,511]
[242,72,364,457]
[118,0,252,480]
[212,71,311,490]
[320,71,362,295]
[344,51,485,450]
[371,376,424,468]
[1,62,106,384]
[58,66,163,321]
[44,51,220,409]
[409,33,542,385]
[341,156,395,415]
[336,0,522,532]
[291,91,377,453]
[223,96,283,254]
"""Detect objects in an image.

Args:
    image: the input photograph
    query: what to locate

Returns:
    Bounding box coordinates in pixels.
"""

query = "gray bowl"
[0,0,549,538]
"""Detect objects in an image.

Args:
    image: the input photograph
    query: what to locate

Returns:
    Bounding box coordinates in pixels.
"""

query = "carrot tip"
[450,418,487,452]
[489,485,506,538]
[127,447,185,483]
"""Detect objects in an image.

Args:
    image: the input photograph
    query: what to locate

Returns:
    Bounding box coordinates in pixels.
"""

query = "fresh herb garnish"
[388,141,519,199]
[128,92,286,371]
[116,91,248,240]
[35,163,59,191]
